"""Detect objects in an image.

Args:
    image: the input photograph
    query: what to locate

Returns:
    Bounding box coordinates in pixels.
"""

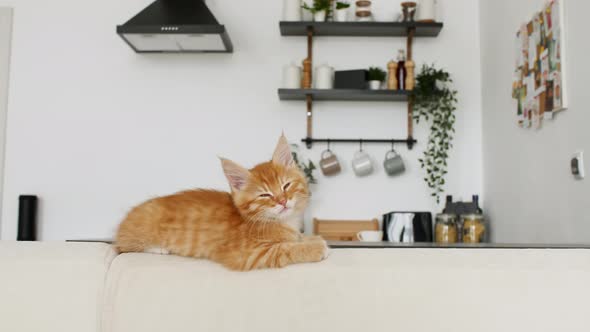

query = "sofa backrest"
[101,248,590,332]
[0,242,116,332]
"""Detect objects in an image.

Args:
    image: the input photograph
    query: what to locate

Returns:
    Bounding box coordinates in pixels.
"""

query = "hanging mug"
[320,150,342,176]
[352,150,374,177]
[384,149,405,176]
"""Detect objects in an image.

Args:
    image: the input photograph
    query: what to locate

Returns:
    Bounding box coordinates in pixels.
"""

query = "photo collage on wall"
[512,0,567,129]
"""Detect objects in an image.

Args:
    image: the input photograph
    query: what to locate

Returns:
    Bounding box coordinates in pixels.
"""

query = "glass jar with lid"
[461,214,486,243]
[435,214,458,244]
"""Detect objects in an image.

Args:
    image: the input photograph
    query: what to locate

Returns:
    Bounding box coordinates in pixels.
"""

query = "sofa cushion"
[0,242,116,332]
[102,248,590,332]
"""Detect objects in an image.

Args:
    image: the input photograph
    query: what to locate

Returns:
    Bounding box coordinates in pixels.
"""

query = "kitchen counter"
[328,241,590,249]
[68,239,590,250]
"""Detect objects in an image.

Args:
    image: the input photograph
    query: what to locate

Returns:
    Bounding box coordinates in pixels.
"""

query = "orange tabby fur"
[115,135,329,271]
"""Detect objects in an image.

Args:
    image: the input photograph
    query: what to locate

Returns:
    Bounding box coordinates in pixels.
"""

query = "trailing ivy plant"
[413,64,458,203]
[291,144,318,184]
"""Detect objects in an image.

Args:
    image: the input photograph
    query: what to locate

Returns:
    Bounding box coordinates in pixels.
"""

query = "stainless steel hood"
[117,0,233,53]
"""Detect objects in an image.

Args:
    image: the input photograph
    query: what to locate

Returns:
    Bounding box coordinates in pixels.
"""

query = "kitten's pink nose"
[277,198,287,207]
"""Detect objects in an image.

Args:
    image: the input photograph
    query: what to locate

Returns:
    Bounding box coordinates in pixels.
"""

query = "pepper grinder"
[302,58,312,89]
[387,60,398,90]
[396,49,407,91]
[405,60,415,91]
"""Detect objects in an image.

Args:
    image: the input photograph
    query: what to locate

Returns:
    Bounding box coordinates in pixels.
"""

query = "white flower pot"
[314,10,327,22]
[335,8,348,22]
[369,80,382,90]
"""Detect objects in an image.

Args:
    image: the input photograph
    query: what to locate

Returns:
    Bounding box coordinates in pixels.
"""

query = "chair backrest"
[313,218,379,241]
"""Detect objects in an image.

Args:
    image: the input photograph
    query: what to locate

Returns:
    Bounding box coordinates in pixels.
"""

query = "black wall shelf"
[280,21,443,37]
[278,89,411,102]
[278,21,444,149]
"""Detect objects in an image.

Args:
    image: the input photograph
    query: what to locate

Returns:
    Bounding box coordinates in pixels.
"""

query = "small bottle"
[473,195,483,214]
[396,50,407,91]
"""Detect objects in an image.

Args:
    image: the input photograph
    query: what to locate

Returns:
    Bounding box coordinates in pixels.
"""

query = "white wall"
[0,7,12,238]
[480,0,590,243]
[0,0,482,240]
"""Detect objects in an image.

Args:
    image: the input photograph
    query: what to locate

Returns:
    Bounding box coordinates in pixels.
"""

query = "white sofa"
[1,242,589,332]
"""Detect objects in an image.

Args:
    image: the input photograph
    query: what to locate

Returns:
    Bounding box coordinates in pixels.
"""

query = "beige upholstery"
[102,249,590,332]
[0,242,116,332]
[1,242,590,332]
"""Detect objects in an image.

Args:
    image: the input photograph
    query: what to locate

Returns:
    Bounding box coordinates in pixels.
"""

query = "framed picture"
[513,0,567,128]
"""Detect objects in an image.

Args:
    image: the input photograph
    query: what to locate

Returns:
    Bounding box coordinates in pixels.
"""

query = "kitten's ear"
[272,134,294,167]
[220,158,250,191]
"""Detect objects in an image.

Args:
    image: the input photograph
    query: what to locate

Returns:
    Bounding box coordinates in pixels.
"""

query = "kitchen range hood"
[117,0,233,53]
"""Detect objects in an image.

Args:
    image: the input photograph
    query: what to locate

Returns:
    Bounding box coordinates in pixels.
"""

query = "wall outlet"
[571,151,585,180]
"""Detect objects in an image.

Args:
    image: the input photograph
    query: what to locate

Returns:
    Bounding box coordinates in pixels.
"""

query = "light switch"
[571,151,585,180]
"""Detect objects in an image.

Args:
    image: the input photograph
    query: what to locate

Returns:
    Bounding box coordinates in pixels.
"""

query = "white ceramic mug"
[357,231,384,242]
[383,149,405,176]
[352,150,374,177]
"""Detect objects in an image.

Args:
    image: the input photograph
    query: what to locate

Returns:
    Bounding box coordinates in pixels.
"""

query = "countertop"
[67,239,590,250]
[327,241,590,249]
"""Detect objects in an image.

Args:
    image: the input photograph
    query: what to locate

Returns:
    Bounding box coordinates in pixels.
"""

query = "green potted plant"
[367,67,386,90]
[335,1,350,22]
[413,64,458,204]
[302,0,332,22]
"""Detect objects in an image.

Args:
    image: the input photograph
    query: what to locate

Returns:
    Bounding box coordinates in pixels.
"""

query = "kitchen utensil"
[357,231,383,242]
[352,150,374,177]
[383,148,405,176]
[319,146,341,176]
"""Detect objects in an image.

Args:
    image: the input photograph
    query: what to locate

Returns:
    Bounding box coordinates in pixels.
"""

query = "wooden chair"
[313,218,380,242]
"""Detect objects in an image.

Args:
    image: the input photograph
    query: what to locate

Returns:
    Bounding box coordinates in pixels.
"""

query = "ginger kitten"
[115,135,329,271]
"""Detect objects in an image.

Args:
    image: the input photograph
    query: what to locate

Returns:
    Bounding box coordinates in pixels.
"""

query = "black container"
[17,195,38,241]
[444,195,482,216]
[382,212,433,242]
[334,70,368,89]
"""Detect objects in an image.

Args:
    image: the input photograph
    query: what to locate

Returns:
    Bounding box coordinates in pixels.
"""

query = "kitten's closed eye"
[282,182,292,191]
[259,193,273,198]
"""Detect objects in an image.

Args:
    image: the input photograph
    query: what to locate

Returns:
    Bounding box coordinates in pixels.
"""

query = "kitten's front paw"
[320,240,330,260]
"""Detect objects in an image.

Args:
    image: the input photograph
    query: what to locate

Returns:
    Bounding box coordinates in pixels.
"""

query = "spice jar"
[461,214,486,243]
[435,213,458,244]
[355,0,373,21]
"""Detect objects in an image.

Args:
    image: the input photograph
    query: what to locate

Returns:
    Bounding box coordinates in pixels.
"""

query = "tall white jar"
[417,0,436,22]
[283,0,302,21]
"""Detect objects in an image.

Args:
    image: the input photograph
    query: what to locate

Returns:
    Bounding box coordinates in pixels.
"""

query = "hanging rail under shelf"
[302,138,417,149]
